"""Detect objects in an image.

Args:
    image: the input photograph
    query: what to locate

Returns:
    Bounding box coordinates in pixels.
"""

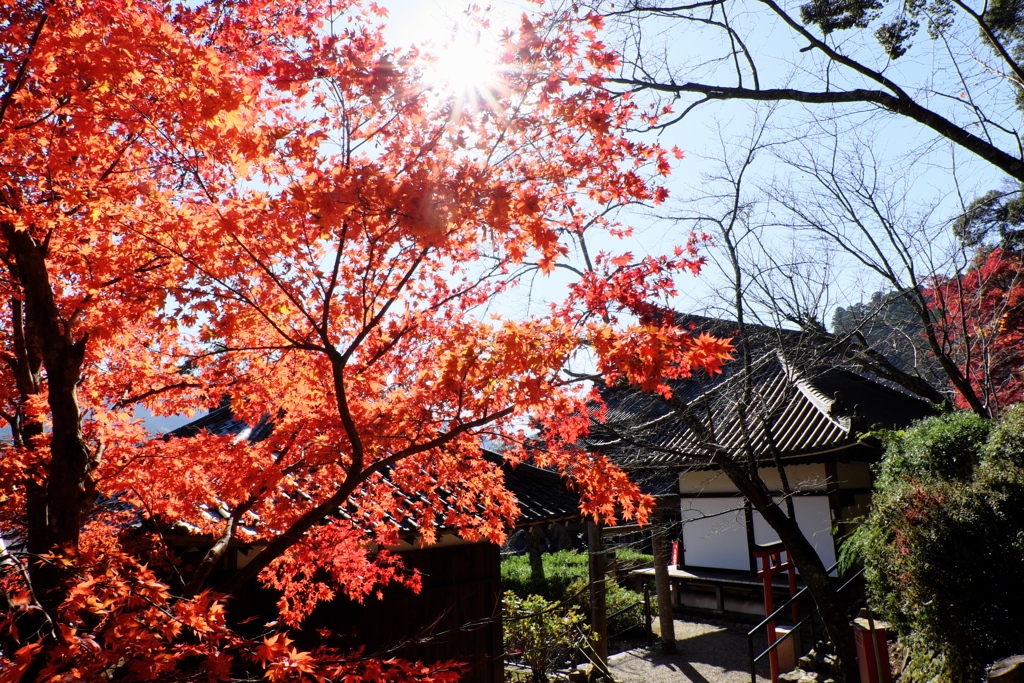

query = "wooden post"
[587,521,609,672]
[652,507,677,654]
[643,581,654,647]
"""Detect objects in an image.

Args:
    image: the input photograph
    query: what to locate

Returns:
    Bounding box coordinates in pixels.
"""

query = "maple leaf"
[257,633,294,667]
[925,248,1024,414]
[0,0,713,678]
[0,642,42,683]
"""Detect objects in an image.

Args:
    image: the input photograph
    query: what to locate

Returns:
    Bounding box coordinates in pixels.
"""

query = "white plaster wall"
[678,470,734,494]
[679,497,750,570]
[752,496,837,572]
[679,495,838,572]
[678,462,829,496]
[758,463,828,492]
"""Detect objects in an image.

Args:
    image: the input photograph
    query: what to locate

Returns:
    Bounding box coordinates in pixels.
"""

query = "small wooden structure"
[587,314,934,616]
[166,410,585,683]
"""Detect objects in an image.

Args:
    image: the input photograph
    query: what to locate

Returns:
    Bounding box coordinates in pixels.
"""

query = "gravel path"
[607,619,772,683]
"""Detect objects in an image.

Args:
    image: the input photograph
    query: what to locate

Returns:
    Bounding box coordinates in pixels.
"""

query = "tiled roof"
[588,348,934,470]
[168,408,581,530]
[488,451,582,525]
[167,402,273,442]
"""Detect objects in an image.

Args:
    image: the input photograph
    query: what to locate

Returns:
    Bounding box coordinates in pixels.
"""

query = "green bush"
[501,550,590,603]
[844,408,1024,683]
[503,592,591,683]
[872,411,991,488]
[611,547,657,575]
[566,577,649,638]
[501,549,654,638]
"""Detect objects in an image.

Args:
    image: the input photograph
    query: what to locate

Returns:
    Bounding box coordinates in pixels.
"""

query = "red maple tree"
[0,1,731,679]
[926,248,1024,416]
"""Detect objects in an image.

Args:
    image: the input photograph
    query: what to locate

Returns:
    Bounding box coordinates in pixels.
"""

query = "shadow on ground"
[608,619,772,683]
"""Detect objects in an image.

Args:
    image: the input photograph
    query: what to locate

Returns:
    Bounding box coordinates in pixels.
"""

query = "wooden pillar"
[587,521,609,671]
[744,500,757,573]
[652,507,677,654]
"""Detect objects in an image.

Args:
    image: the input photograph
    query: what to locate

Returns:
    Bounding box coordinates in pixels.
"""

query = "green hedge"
[843,408,1024,683]
[501,549,654,637]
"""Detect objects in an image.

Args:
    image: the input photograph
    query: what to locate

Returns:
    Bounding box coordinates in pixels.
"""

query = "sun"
[423,20,504,106]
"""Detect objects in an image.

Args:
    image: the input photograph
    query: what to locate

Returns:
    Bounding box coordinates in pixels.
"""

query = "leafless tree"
[761,124,1024,417]
[562,0,1024,674]
[580,118,875,682]
[583,0,1024,183]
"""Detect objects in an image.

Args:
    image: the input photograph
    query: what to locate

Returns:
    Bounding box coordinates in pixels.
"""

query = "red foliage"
[0,1,732,679]
[925,248,1024,414]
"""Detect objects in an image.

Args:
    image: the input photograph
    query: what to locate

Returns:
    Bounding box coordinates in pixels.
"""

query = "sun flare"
[425,22,503,105]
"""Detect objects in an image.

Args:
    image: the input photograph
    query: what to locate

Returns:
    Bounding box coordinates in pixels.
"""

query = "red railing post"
[753,542,800,683]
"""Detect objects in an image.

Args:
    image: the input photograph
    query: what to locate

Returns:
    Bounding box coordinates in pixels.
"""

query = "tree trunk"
[529,525,546,587]
[3,223,92,596]
[3,222,95,682]
[761,501,857,683]
[716,454,859,683]
[652,507,677,654]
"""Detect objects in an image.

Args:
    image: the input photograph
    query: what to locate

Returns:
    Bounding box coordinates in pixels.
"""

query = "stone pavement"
[607,619,772,683]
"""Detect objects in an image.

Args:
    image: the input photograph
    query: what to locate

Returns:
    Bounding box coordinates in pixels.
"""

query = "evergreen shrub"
[501,549,654,637]
[843,408,1024,683]
[503,592,590,683]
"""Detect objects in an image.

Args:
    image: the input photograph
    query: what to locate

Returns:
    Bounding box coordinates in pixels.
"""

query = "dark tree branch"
[606,80,1024,183]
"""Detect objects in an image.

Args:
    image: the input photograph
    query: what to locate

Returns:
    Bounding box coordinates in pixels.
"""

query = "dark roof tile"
[589,348,934,470]
[168,408,581,532]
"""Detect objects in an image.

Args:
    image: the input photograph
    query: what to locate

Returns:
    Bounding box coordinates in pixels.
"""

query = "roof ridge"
[776,351,851,433]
